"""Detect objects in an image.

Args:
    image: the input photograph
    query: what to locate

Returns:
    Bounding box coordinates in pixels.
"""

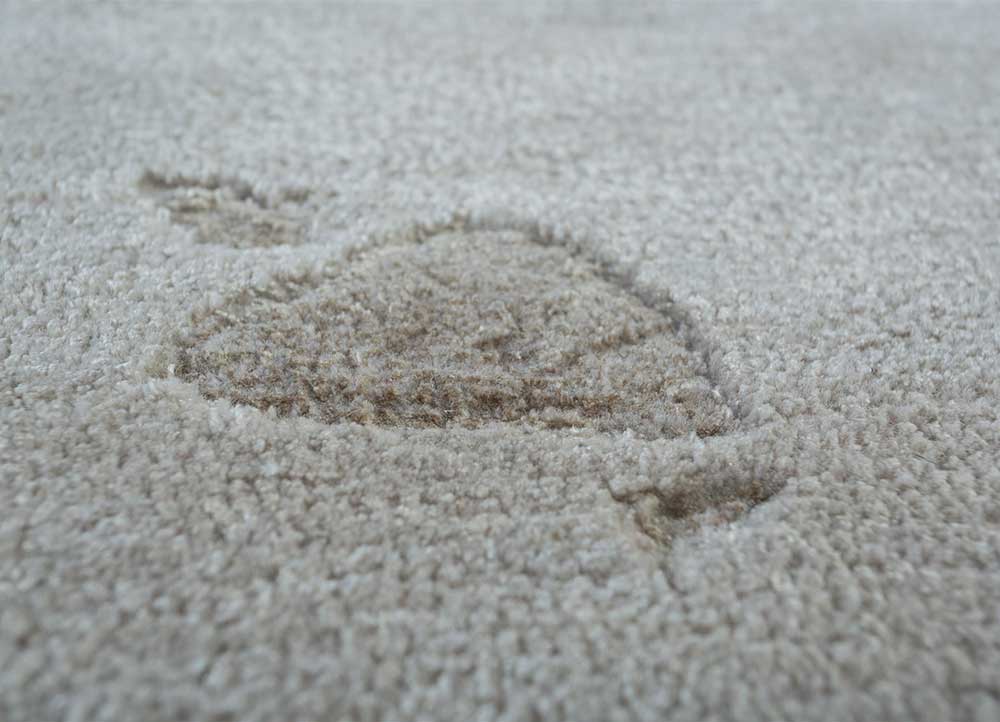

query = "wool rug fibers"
[2,3,999,721]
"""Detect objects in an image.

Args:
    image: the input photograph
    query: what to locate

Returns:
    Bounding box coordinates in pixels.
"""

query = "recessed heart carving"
[172,229,734,440]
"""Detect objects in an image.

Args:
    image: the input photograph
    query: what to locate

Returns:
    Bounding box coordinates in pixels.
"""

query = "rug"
[2,3,999,720]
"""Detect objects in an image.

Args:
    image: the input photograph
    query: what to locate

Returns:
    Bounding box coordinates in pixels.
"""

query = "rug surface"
[2,2,999,720]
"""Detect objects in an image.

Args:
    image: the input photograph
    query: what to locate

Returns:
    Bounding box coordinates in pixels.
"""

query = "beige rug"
[3,3,999,720]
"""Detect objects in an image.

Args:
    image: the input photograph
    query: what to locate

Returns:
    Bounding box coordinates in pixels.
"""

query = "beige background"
[2,3,999,720]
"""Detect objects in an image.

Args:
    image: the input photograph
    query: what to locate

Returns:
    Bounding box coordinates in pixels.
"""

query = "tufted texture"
[2,3,1000,721]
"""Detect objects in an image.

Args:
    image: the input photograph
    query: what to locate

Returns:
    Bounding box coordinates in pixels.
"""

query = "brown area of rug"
[141,171,309,248]
[173,230,733,439]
